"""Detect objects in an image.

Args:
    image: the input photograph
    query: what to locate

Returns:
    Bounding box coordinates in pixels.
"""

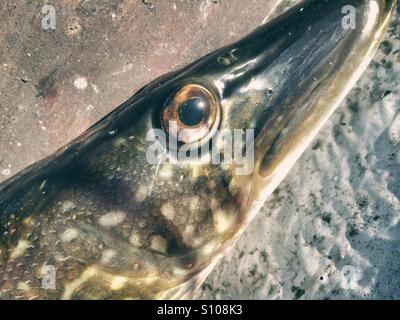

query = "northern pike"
[0,0,396,299]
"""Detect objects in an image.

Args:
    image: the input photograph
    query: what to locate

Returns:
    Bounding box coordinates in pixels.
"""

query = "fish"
[0,0,396,299]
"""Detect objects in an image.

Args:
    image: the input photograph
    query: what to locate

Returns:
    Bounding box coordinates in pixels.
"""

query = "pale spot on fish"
[161,203,175,220]
[209,180,217,189]
[189,197,199,211]
[129,233,142,247]
[150,235,167,254]
[173,267,189,276]
[133,263,140,271]
[60,228,79,243]
[182,225,195,244]
[189,165,201,180]
[229,178,240,195]
[114,137,127,147]
[101,249,117,265]
[110,276,127,291]
[143,276,158,285]
[17,282,31,291]
[99,211,126,227]
[10,240,30,259]
[213,210,235,234]
[210,198,219,211]
[62,267,97,300]
[201,240,219,256]
[159,165,173,179]
[135,185,148,203]
[61,201,76,213]
[22,216,34,226]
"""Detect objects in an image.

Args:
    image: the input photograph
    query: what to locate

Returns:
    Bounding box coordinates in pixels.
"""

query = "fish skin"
[0,0,396,299]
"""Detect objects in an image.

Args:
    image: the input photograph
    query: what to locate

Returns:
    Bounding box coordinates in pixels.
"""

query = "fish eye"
[162,84,220,145]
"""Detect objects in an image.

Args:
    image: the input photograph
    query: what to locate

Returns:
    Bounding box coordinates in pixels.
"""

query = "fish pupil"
[178,97,207,126]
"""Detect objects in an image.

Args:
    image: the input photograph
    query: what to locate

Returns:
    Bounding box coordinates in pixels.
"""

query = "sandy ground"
[1,0,400,299]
